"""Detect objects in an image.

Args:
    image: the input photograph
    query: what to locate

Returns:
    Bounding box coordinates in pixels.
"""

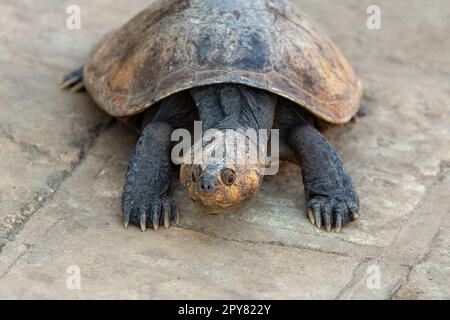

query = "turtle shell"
[84,0,362,124]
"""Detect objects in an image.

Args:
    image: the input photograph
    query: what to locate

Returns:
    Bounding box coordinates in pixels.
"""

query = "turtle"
[60,0,364,233]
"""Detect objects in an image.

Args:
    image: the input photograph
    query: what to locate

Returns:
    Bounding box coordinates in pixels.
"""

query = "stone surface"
[0,126,359,299]
[0,0,449,299]
[393,225,450,299]
[392,168,450,300]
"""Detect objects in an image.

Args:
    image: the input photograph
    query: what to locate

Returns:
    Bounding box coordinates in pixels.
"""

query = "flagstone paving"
[0,0,449,299]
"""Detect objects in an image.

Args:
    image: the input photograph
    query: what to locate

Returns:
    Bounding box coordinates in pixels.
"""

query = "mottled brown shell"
[84,0,362,124]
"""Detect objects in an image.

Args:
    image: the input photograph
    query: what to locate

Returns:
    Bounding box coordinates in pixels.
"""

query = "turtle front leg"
[122,121,178,231]
[122,92,196,231]
[287,117,360,233]
[59,65,85,92]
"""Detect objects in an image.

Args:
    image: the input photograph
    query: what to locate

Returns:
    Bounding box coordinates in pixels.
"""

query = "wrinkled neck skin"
[180,84,278,214]
[194,84,277,132]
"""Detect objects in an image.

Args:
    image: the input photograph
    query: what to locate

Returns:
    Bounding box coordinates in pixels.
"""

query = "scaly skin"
[121,121,177,231]
[288,123,360,232]
[275,100,360,232]
[61,72,360,232]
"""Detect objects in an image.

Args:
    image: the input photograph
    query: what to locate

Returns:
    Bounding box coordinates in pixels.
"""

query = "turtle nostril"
[199,176,215,193]
[201,182,211,191]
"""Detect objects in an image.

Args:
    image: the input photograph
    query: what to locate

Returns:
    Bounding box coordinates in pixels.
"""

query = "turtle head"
[180,162,262,214]
[180,130,263,214]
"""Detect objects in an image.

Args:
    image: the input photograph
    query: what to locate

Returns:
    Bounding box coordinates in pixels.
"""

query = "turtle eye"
[192,166,202,183]
[220,168,236,186]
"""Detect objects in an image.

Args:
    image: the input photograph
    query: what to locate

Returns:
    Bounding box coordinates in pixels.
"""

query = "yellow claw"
[70,82,84,93]
[308,210,315,225]
[315,212,322,229]
[59,77,78,90]
[164,215,170,229]
[140,212,147,232]
[123,213,130,229]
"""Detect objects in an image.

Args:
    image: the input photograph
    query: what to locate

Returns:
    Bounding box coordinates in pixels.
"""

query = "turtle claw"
[335,216,342,233]
[164,215,170,229]
[163,210,170,229]
[59,76,79,90]
[307,194,359,233]
[314,210,321,229]
[140,211,147,232]
[70,81,85,93]
[122,191,178,232]
[308,210,315,225]
[151,205,161,230]
[60,66,84,92]
[123,212,130,228]
[324,214,332,232]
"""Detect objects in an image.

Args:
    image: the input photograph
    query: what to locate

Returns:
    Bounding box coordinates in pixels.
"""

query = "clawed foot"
[307,193,359,233]
[59,66,85,92]
[122,192,179,232]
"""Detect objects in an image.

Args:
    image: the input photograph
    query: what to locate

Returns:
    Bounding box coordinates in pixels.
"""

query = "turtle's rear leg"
[351,104,369,123]
[59,65,85,92]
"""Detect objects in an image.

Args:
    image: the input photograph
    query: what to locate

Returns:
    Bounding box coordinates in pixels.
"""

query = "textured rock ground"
[0,0,449,299]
